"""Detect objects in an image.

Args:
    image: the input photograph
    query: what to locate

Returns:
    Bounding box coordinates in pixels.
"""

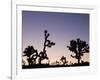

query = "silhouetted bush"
[60,56,68,65]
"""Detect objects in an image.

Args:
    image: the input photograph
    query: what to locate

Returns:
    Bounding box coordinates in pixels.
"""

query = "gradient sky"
[22,11,89,64]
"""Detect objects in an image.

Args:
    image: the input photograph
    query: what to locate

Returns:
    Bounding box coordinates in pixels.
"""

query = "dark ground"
[22,62,89,69]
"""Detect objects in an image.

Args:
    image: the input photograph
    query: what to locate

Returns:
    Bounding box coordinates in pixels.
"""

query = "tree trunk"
[77,53,80,64]
[78,58,80,64]
[39,58,42,64]
[28,57,31,66]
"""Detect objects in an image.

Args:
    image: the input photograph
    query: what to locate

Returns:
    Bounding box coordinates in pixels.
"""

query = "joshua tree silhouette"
[67,38,89,64]
[23,46,38,66]
[60,56,67,65]
[38,30,55,64]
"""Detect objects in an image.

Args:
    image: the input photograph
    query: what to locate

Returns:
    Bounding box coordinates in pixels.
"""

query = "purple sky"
[22,11,89,64]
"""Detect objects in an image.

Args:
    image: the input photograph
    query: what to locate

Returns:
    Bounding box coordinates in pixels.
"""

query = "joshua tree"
[60,56,67,65]
[23,46,38,66]
[67,38,89,64]
[38,30,55,64]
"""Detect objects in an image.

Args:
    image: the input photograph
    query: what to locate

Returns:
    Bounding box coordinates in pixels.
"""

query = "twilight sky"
[22,11,89,64]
